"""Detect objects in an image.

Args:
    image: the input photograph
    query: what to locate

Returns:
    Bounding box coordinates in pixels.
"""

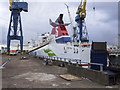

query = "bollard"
[46,59,49,65]
[64,58,66,62]
[79,60,81,64]
[68,60,71,65]
[60,58,62,61]
[60,63,65,67]
[57,57,59,60]
[100,65,103,72]
[49,59,53,65]
[76,60,79,67]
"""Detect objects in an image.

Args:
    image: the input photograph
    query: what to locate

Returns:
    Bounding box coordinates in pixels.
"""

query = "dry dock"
[1,54,119,88]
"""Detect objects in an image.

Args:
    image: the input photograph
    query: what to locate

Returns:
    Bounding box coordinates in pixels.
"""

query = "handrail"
[37,55,104,72]
[88,63,103,72]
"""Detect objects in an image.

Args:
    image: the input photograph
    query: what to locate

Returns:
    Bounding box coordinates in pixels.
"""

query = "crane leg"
[6,10,24,55]
[6,37,10,55]
[20,37,23,55]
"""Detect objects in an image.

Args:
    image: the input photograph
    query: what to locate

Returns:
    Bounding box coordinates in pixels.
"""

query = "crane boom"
[76,0,82,14]
[83,0,86,11]
[81,0,86,18]
[76,0,86,18]
[65,3,74,39]
[9,0,13,8]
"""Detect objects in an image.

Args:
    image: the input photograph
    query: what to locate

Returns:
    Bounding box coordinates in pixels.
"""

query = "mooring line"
[0,58,11,69]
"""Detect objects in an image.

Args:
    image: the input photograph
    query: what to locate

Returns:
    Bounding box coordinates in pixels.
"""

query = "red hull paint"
[82,64,88,66]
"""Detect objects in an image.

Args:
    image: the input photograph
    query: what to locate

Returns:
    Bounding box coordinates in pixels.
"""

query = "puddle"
[12,72,56,82]
[52,83,59,87]
[106,86,113,88]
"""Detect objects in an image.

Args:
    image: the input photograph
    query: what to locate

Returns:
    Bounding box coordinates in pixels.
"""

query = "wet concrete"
[1,54,119,88]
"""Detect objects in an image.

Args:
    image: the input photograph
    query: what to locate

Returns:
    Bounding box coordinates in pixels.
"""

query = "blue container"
[91,42,108,70]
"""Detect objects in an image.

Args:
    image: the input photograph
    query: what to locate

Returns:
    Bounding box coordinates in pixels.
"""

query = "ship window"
[60,25,66,31]
[76,49,78,53]
[43,37,47,39]
[62,33,65,35]
[41,34,45,36]
[110,47,112,50]
[66,33,68,35]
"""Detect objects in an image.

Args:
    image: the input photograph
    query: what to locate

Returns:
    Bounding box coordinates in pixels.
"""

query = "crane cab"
[9,0,28,12]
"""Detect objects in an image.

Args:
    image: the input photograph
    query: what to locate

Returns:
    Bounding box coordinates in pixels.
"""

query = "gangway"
[27,41,50,53]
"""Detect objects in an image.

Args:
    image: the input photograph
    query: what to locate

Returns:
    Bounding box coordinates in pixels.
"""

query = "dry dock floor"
[1,54,119,88]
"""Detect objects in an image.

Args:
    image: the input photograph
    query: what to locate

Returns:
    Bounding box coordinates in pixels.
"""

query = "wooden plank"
[60,74,81,81]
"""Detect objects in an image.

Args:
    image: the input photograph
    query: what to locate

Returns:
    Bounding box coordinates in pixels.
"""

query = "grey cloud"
[0,2,119,45]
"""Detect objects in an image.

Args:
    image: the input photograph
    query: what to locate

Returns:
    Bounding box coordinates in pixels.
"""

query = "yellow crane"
[9,0,13,8]
[74,0,89,42]
[76,0,86,18]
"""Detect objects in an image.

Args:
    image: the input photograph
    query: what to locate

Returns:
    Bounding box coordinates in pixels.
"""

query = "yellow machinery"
[17,45,29,50]
[9,0,13,8]
[76,0,86,18]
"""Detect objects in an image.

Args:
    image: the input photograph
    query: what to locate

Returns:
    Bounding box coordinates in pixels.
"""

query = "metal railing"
[38,55,104,72]
[40,56,82,65]
[88,63,103,72]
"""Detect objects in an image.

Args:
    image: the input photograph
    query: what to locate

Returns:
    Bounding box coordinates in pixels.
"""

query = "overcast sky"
[0,1,118,45]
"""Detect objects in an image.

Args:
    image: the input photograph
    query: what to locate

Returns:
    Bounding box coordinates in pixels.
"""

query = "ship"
[27,1,120,70]
[28,9,92,67]
[27,1,107,67]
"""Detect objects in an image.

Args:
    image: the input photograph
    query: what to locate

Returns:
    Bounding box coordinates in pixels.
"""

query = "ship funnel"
[58,14,63,22]
[55,14,64,24]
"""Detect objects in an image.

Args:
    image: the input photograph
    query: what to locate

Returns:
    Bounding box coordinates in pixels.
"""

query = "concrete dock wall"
[67,65,110,85]
[37,56,120,86]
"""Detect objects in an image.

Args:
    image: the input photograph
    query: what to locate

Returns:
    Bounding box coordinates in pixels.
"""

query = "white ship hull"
[30,41,91,64]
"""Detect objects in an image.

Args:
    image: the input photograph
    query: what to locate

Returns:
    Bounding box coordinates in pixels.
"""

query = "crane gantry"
[74,0,89,43]
[6,0,28,55]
